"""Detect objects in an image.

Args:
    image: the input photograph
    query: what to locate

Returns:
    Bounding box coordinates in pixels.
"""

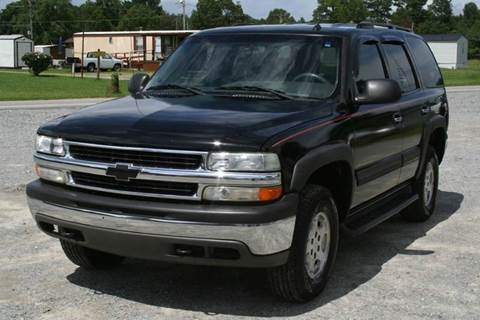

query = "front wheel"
[402,147,439,222]
[87,63,95,72]
[268,185,339,302]
[113,63,121,71]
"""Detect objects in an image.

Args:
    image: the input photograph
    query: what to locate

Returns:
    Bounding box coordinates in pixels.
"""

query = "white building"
[0,34,34,68]
[422,34,468,69]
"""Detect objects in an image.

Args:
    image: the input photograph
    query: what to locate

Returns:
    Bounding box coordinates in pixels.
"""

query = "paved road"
[0,98,114,110]
[1,90,479,319]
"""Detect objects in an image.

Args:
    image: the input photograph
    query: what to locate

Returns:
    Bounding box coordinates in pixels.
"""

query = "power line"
[0,15,184,26]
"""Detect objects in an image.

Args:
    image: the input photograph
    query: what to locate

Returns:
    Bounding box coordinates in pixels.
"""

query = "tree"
[464,2,479,26]
[191,0,247,29]
[313,0,368,23]
[391,0,428,29]
[365,0,393,22]
[265,9,295,24]
[417,0,452,33]
[429,0,452,25]
[0,2,30,37]
[117,4,173,30]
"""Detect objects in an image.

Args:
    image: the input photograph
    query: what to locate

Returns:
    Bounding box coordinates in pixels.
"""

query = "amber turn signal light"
[258,186,283,201]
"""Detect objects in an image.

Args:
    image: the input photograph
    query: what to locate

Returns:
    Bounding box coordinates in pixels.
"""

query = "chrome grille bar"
[34,141,282,201]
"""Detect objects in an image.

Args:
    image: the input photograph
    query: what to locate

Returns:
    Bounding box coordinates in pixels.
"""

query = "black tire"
[267,185,339,302]
[60,240,124,270]
[401,146,439,222]
[87,63,95,72]
[113,63,121,71]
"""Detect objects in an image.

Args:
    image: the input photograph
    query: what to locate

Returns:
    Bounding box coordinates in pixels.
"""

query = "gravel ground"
[1,89,479,319]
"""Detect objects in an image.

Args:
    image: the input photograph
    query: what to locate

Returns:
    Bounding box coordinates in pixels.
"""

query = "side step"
[343,183,418,236]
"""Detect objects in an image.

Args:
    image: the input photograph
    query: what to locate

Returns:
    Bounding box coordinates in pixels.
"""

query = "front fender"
[290,143,354,192]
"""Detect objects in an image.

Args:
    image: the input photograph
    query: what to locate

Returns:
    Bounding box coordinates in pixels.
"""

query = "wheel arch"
[416,115,448,180]
[290,144,355,221]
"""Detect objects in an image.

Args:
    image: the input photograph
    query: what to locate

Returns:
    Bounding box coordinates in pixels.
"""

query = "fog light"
[203,186,282,202]
[35,165,67,184]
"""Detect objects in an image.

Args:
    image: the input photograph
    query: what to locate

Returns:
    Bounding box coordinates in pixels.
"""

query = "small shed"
[0,34,34,68]
[422,34,468,69]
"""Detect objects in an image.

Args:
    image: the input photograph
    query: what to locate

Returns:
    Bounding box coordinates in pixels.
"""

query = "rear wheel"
[60,240,124,270]
[267,185,339,302]
[402,146,439,222]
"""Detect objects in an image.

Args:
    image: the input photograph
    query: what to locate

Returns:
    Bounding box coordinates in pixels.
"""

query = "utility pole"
[27,0,33,41]
[179,0,186,30]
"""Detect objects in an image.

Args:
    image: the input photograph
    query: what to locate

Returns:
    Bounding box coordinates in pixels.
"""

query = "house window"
[108,37,113,44]
[134,36,144,53]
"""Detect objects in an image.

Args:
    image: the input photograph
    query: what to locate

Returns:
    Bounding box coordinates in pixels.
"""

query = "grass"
[441,60,480,86]
[0,72,129,101]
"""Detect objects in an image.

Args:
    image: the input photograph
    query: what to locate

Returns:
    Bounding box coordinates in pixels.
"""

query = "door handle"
[421,105,431,114]
[393,113,403,124]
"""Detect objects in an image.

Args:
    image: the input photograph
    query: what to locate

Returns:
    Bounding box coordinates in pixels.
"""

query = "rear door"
[350,40,404,207]
[400,36,446,182]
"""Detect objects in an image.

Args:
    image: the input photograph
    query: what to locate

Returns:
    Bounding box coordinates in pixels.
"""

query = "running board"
[343,183,418,235]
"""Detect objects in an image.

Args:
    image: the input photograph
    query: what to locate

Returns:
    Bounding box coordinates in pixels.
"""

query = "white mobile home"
[0,34,34,68]
[422,34,468,69]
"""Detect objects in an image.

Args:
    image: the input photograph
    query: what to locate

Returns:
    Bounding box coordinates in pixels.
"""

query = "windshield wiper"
[146,84,206,96]
[215,85,296,100]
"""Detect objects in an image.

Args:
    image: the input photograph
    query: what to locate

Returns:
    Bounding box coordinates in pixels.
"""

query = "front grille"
[71,172,198,197]
[68,145,202,170]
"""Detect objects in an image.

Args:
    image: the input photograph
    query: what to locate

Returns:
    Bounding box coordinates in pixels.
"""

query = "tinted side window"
[382,44,418,93]
[406,37,443,88]
[356,43,386,95]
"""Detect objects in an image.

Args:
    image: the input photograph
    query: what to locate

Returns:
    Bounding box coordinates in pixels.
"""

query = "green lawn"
[441,60,480,86]
[0,72,129,101]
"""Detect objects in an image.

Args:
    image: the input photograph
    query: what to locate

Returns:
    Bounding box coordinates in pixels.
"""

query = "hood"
[39,95,335,152]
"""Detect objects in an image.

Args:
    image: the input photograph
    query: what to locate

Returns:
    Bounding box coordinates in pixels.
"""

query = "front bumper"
[27,180,298,267]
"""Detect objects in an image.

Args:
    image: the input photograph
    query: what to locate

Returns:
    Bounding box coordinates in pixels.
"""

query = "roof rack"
[357,21,412,33]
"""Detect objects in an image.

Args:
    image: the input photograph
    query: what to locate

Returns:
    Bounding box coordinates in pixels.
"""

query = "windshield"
[146,34,340,100]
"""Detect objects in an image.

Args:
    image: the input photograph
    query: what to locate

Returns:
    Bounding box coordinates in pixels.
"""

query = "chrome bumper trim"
[27,197,295,255]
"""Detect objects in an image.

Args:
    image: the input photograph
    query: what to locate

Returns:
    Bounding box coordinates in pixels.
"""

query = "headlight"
[35,135,65,156]
[207,152,280,172]
[203,186,282,202]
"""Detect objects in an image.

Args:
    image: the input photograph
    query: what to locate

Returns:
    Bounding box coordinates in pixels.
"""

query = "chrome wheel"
[305,211,331,279]
[423,161,435,207]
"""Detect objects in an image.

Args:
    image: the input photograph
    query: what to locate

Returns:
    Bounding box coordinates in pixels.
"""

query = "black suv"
[27,23,448,302]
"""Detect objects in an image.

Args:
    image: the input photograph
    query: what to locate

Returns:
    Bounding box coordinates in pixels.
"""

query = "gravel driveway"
[1,89,479,319]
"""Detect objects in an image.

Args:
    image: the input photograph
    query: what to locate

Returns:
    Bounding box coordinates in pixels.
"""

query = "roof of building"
[34,44,57,48]
[0,34,29,40]
[421,34,465,42]
[73,30,199,36]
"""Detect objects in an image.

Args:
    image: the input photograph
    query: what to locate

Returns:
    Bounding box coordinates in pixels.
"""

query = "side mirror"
[355,79,401,104]
[128,73,150,95]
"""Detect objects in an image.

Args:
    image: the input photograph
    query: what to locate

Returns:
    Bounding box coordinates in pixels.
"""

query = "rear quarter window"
[406,37,444,88]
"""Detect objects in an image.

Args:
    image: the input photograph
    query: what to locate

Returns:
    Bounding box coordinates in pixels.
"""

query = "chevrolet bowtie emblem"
[105,164,140,181]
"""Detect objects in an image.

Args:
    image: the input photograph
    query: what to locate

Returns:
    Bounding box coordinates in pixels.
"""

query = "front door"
[350,40,404,207]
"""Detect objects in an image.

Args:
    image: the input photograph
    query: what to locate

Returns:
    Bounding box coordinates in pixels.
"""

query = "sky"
[1,0,479,20]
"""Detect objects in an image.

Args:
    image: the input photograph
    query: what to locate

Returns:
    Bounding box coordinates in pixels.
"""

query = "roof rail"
[357,21,412,33]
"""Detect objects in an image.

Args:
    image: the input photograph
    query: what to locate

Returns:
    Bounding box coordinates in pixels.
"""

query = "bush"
[22,52,51,76]
[108,72,120,94]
